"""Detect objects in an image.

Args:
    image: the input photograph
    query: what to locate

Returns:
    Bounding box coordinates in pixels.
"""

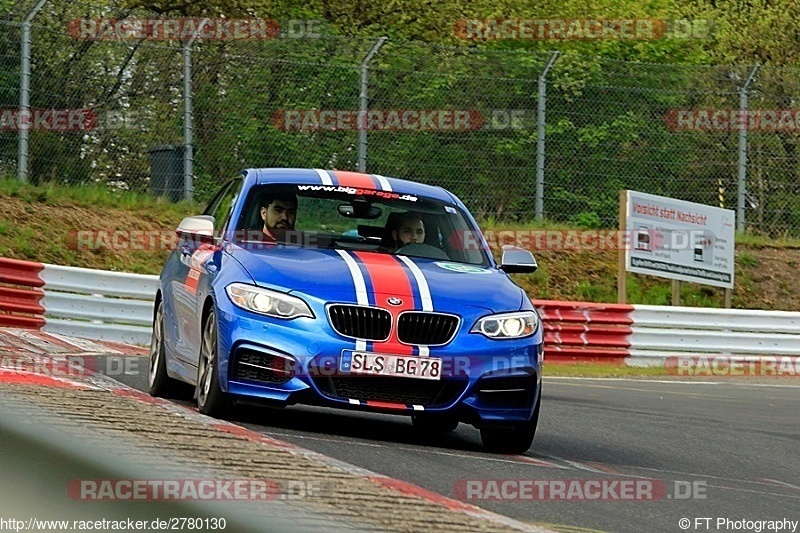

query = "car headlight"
[225,283,314,319]
[470,311,538,339]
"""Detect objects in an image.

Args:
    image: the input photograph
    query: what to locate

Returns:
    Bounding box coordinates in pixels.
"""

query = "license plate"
[348,352,442,381]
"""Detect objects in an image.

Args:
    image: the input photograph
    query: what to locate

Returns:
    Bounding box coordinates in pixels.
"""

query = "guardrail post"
[358,37,387,173]
[535,51,559,221]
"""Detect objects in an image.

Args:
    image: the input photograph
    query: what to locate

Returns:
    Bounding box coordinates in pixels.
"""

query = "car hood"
[227,246,525,313]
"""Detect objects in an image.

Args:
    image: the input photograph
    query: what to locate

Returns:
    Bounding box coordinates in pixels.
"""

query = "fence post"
[358,37,387,173]
[17,0,49,183]
[182,19,211,203]
[535,51,559,221]
[736,64,760,232]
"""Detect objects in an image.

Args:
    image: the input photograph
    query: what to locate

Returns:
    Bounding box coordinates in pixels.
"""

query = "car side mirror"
[176,215,215,243]
[499,245,537,273]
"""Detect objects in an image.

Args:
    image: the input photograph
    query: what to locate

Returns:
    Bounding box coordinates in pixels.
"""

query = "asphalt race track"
[118,366,800,532]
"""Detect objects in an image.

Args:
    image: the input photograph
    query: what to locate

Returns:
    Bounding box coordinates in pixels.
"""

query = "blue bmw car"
[149,168,543,453]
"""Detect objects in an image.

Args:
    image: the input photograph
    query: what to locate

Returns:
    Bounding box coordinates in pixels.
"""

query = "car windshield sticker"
[434,262,491,274]
[296,184,418,202]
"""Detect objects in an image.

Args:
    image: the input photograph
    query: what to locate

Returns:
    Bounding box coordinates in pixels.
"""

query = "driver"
[392,214,425,249]
[260,192,297,241]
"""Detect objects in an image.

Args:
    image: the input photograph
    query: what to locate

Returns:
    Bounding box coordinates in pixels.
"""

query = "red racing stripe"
[365,400,408,410]
[352,252,415,355]
[331,170,378,190]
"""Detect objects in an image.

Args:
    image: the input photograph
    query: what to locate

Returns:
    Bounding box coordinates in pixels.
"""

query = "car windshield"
[232,184,490,266]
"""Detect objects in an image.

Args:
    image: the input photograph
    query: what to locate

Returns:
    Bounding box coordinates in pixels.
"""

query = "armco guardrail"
[3,257,800,358]
[0,258,156,345]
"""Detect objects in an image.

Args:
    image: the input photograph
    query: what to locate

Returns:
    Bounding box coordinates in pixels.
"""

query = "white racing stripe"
[314,168,333,185]
[373,174,392,191]
[397,255,434,357]
[397,255,432,311]
[336,249,368,352]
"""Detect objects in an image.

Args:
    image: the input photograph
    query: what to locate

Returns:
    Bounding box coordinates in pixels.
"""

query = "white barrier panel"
[41,264,158,299]
[631,305,800,359]
[41,292,153,326]
[42,318,153,346]
[633,305,800,334]
[40,264,158,345]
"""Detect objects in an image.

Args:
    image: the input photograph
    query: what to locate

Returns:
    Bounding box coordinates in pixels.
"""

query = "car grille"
[398,312,459,345]
[314,375,466,408]
[329,306,459,346]
[328,305,391,341]
[232,349,293,385]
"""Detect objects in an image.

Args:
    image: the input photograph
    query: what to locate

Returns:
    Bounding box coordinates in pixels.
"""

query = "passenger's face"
[394,218,425,246]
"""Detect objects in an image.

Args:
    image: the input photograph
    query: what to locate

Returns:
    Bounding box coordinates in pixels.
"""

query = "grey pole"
[535,51,560,221]
[17,0,49,182]
[358,37,387,173]
[183,19,211,202]
[737,64,760,232]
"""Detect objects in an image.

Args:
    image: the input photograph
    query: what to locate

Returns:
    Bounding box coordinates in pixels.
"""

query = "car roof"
[243,168,458,204]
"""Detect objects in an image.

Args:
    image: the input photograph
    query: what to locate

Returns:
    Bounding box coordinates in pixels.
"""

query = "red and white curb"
[0,328,146,389]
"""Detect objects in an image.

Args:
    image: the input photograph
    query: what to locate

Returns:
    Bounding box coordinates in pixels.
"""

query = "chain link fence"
[2,9,800,236]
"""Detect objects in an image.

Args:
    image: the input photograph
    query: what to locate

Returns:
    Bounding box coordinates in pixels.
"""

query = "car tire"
[411,414,459,432]
[197,308,230,417]
[148,299,185,398]
[480,392,540,454]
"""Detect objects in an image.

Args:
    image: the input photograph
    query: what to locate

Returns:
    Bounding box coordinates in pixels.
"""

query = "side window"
[204,178,243,233]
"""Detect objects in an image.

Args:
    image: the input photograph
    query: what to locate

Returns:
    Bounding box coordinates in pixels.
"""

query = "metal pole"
[535,51,560,221]
[737,64,760,232]
[17,0,49,183]
[358,37,387,173]
[183,19,211,202]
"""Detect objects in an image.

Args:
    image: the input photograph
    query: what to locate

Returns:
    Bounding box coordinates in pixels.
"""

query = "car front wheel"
[197,308,229,417]
[480,392,540,454]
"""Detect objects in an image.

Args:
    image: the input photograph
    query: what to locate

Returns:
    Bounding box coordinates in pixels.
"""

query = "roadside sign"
[623,190,735,289]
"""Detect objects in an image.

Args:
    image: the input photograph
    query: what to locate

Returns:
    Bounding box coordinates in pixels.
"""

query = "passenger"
[392,213,425,249]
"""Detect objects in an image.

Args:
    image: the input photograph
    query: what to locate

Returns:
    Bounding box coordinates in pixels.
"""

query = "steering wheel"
[396,243,449,260]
